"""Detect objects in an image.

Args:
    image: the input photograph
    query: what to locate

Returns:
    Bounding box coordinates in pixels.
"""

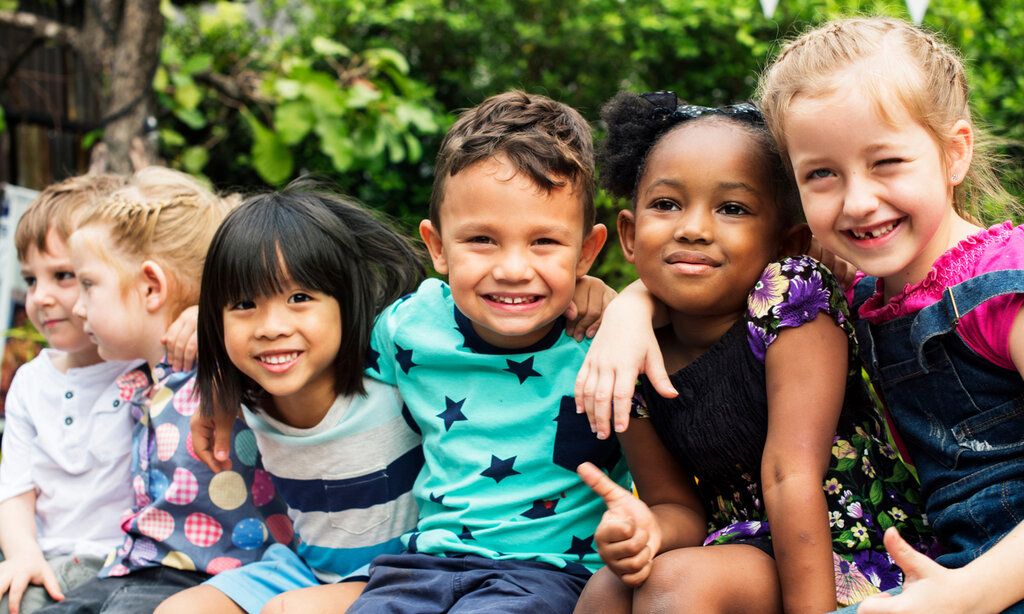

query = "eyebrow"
[642,178,760,195]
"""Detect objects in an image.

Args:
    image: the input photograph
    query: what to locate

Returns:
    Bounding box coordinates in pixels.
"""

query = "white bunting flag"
[760,0,779,19]
[906,0,929,24]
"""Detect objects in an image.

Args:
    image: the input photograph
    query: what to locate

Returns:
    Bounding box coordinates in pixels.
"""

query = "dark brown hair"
[428,90,596,233]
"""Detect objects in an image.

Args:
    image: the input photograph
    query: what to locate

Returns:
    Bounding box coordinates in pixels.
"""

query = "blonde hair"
[76,166,235,316]
[15,174,128,260]
[758,16,1013,223]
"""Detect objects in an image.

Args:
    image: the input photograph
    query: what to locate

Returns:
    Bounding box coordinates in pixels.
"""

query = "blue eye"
[806,168,834,180]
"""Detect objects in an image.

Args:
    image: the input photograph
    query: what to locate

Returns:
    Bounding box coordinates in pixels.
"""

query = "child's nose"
[842,175,880,218]
[673,208,712,243]
[255,303,294,338]
[492,248,534,282]
[72,296,87,318]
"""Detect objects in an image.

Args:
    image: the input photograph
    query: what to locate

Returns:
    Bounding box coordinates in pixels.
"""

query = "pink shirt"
[848,221,1024,370]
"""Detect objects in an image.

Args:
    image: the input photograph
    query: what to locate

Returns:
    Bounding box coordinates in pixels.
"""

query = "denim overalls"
[852,271,1024,580]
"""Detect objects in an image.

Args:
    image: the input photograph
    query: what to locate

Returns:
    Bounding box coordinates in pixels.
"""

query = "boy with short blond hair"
[347,90,630,613]
[0,174,145,614]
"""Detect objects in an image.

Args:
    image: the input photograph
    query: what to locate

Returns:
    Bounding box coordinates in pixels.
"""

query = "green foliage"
[0,104,5,134]
[155,0,1024,287]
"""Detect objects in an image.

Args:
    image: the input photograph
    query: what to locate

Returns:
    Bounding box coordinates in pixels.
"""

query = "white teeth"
[851,222,896,240]
[259,352,298,365]
[490,295,534,304]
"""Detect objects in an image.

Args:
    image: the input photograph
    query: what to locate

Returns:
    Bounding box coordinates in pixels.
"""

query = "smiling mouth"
[256,351,301,366]
[485,294,541,305]
[848,219,901,240]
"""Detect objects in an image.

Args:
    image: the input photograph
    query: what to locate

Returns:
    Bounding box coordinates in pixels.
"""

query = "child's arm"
[0,492,65,612]
[564,275,616,341]
[761,314,848,614]
[574,280,676,439]
[578,418,706,586]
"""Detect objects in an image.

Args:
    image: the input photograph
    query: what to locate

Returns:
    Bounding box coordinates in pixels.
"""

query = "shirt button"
[64,391,74,399]
[64,416,73,426]
[113,399,121,408]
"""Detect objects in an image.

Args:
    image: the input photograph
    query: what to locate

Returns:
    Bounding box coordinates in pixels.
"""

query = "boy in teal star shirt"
[349,90,631,613]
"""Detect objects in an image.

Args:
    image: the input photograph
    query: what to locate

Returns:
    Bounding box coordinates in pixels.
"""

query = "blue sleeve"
[366,300,402,386]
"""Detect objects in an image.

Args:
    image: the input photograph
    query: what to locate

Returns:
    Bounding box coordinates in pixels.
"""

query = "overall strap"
[910,269,1024,369]
[851,275,878,313]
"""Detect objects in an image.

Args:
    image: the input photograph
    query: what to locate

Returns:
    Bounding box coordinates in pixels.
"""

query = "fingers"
[644,350,678,400]
[577,462,632,508]
[564,300,581,340]
[213,412,236,468]
[163,306,199,372]
[610,372,636,436]
[8,573,28,614]
[40,567,64,602]
[191,413,232,472]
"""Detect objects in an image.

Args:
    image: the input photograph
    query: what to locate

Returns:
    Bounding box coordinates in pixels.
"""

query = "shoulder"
[377,278,451,326]
[8,351,55,389]
[746,256,851,361]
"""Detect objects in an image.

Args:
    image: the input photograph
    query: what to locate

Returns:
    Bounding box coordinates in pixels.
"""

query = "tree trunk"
[86,0,165,173]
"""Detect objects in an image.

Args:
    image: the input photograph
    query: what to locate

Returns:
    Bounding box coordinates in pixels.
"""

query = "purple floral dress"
[635,256,935,606]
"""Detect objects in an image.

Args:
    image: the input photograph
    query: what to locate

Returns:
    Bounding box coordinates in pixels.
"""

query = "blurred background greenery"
[3,0,1024,288]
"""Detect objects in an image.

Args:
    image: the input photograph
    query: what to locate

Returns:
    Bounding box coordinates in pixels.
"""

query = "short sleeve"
[746,256,852,363]
[365,299,403,386]
[0,369,39,503]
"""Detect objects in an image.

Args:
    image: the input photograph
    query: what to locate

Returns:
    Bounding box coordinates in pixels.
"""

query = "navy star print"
[365,347,380,372]
[521,498,559,519]
[429,492,445,505]
[459,525,475,541]
[436,397,468,431]
[395,344,418,373]
[480,455,520,483]
[564,535,595,560]
[503,356,542,384]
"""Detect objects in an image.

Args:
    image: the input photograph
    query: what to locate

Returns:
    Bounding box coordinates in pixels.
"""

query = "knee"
[259,593,288,614]
[634,553,713,613]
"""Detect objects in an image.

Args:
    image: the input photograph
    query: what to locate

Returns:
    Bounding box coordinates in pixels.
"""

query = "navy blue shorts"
[347,553,590,613]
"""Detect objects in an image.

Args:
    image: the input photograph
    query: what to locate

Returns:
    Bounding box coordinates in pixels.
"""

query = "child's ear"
[947,119,974,188]
[617,210,638,264]
[778,223,812,258]
[575,223,608,277]
[139,260,169,314]
[419,220,448,275]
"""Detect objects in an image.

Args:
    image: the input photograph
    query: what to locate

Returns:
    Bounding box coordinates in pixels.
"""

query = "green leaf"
[181,53,214,76]
[387,134,405,163]
[174,83,203,111]
[346,83,382,109]
[152,67,170,92]
[353,124,386,158]
[181,146,210,174]
[159,128,186,148]
[0,105,5,133]
[274,101,314,145]
[869,480,884,506]
[301,73,347,116]
[364,48,410,75]
[835,458,856,473]
[273,79,303,101]
[199,1,247,35]
[316,120,354,171]
[403,132,423,162]
[885,461,909,484]
[173,107,207,130]
[81,129,103,150]
[312,36,352,58]
[244,110,293,185]
[877,511,894,531]
[395,102,438,133]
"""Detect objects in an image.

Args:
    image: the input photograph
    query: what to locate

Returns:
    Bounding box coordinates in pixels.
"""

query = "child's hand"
[858,528,975,614]
[578,462,661,587]
[805,237,857,288]
[564,275,616,341]
[0,551,64,614]
[190,409,236,473]
[574,286,676,440]
[162,305,199,372]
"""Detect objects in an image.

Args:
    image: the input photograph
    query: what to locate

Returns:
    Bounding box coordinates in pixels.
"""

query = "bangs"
[204,192,350,308]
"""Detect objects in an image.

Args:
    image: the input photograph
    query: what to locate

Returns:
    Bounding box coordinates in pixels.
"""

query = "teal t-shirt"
[367,278,630,573]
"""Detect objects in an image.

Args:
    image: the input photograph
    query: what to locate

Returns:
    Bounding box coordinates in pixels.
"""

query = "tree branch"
[0,10,84,54]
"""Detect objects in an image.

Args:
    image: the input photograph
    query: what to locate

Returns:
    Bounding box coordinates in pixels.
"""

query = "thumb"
[645,350,677,399]
[578,462,632,510]
[884,527,936,582]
